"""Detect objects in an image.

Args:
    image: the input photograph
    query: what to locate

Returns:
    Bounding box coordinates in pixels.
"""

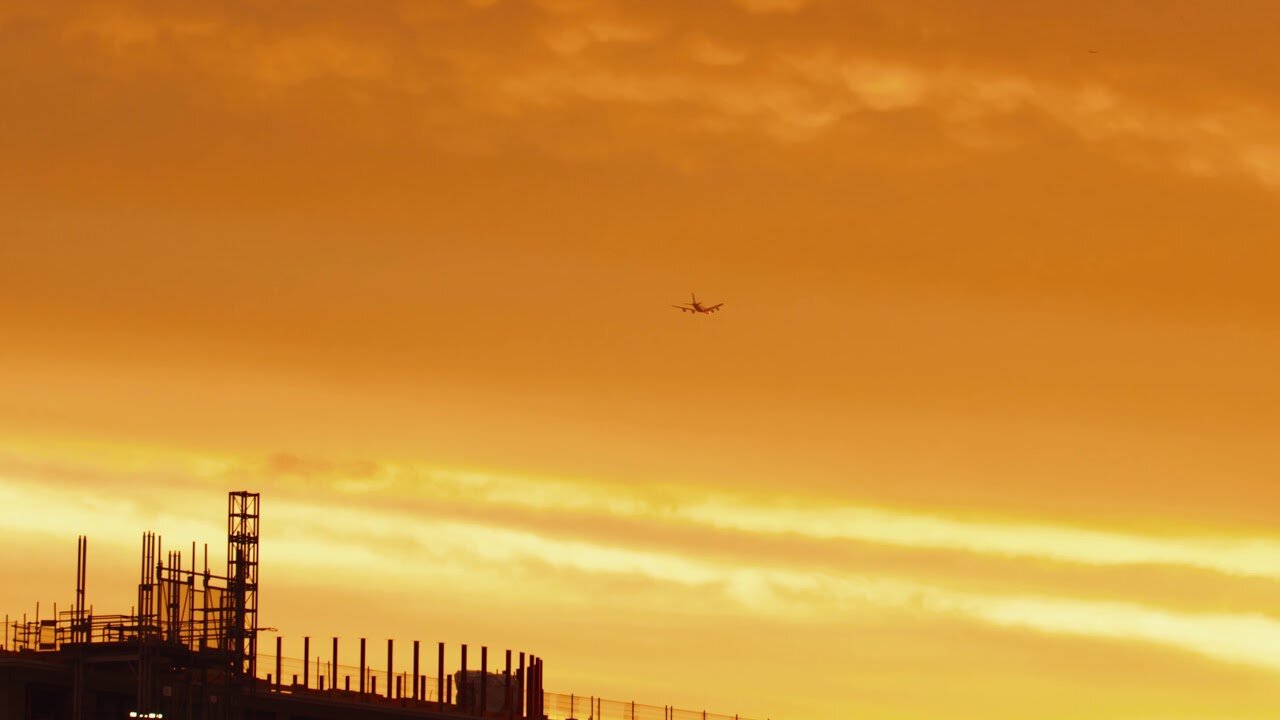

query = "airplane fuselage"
[673,293,722,314]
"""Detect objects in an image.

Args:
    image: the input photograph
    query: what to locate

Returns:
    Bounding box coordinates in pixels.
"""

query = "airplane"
[672,293,723,314]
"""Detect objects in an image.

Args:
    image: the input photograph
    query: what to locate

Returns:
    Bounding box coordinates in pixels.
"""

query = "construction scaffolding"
[0,489,551,720]
[0,489,760,720]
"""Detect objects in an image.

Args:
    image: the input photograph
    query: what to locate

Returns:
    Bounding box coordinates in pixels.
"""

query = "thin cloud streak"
[6,443,1278,584]
[3,472,1279,677]
[329,465,1280,582]
[676,498,1280,581]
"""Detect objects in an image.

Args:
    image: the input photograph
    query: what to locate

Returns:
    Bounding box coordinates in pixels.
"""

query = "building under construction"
[0,492,546,720]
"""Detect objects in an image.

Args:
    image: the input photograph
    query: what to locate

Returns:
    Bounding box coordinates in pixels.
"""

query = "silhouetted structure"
[1,490,759,720]
[0,491,542,720]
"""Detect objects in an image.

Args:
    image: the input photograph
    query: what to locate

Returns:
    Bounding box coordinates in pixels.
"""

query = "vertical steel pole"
[533,656,539,720]
[438,642,446,707]
[360,638,367,698]
[332,637,339,696]
[275,637,282,691]
[413,640,421,701]
[460,643,468,712]
[387,638,395,700]
[518,653,526,719]
[505,650,513,720]
[481,646,488,715]
[304,636,310,688]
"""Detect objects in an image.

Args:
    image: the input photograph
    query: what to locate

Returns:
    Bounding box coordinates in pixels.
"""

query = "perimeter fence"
[256,652,761,720]
[544,690,759,720]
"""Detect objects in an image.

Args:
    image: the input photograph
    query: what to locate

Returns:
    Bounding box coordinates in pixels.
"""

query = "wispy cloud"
[259,459,1280,582]
[2,442,1279,678]
[21,0,1280,187]
[8,443,1277,584]
[731,0,810,14]
[676,497,1280,581]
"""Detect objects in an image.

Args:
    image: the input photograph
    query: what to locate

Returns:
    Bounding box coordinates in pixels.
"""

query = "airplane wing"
[704,304,723,312]
[672,305,693,311]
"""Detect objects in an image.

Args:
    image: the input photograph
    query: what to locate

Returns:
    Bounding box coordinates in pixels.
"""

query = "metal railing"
[253,653,762,720]
[256,652,446,701]
[539,690,757,720]
[5,611,190,651]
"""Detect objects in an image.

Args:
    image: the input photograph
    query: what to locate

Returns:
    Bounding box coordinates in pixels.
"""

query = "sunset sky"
[2,1,1280,718]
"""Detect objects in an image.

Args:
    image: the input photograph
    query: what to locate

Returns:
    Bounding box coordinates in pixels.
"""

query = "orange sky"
[2,2,1280,718]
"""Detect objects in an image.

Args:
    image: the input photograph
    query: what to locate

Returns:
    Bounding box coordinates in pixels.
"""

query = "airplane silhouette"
[672,293,723,314]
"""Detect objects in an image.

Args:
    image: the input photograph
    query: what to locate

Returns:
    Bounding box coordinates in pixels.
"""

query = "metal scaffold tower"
[227,491,260,679]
